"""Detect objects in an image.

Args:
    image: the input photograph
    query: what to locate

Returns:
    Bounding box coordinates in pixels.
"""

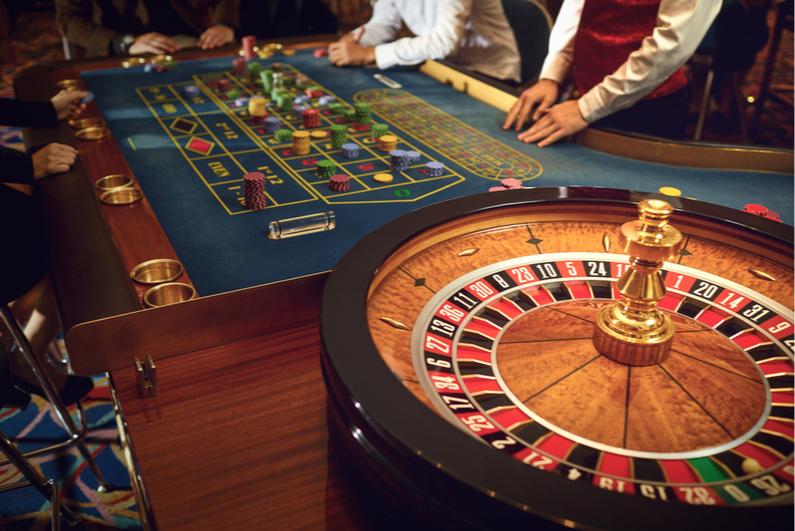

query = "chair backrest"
[501,0,553,85]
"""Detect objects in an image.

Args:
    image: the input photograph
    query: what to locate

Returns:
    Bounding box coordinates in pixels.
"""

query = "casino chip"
[292,130,311,155]
[244,172,266,210]
[265,116,281,134]
[501,178,523,189]
[330,124,348,149]
[303,108,320,128]
[371,124,388,138]
[341,143,359,159]
[378,135,398,153]
[318,160,336,178]
[311,130,328,140]
[274,129,292,142]
[425,162,445,177]
[80,91,94,104]
[314,48,328,58]
[659,186,682,197]
[329,174,350,192]
[406,151,420,164]
[374,173,393,183]
[184,85,200,97]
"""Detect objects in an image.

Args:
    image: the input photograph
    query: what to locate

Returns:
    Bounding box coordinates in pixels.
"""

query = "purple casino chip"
[80,91,94,103]
[425,161,445,176]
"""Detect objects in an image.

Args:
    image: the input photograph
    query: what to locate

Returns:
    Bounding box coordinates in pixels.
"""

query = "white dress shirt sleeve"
[538,0,584,84]
[361,0,473,69]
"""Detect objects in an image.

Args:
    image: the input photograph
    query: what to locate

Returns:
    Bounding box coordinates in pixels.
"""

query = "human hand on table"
[328,29,375,67]
[129,32,180,55]
[503,79,560,132]
[198,25,235,49]
[516,100,589,148]
[32,143,78,179]
[51,90,87,120]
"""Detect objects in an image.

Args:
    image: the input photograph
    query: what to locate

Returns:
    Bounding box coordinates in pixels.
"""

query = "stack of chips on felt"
[328,102,343,114]
[292,131,310,155]
[293,105,307,119]
[341,143,359,159]
[244,172,266,210]
[248,61,262,80]
[296,74,311,88]
[303,108,320,128]
[242,36,256,60]
[305,86,324,98]
[390,150,410,172]
[233,57,247,75]
[329,174,350,192]
[343,109,355,123]
[274,129,292,142]
[353,102,371,131]
[226,88,241,99]
[371,124,388,138]
[406,151,420,163]
[379,135,397,152]
[319,95,336,105]
[184,85,200,97]
[743,204,782,222]
[317,160,336,179]
[218,79,232,93]
[271,62,284,72]
[265,116,281,134]
[261,70,274,92]
[279,94,294,112]
[425,162,445,177]
[249,97,267,124]
[330,124,348,149]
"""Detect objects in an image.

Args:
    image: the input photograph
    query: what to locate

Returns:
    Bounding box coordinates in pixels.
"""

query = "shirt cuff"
[539,54,570,84]
[374,43,399,70]
[577,88,609,123]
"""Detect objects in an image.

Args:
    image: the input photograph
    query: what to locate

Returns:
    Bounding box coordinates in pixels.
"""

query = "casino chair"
[500,0,553,87]
[0,342,79,530]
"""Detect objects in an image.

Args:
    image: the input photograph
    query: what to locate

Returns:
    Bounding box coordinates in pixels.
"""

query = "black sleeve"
[0,98,58,128]
[0,146,35,185]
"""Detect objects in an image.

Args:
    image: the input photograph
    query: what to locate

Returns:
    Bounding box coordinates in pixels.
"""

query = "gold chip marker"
[593,199,683,366]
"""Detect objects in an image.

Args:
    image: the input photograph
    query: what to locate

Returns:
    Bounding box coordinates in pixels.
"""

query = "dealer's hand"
[50,90,87,120]
[517,100,590,148]
[129,32,180,55]
[503,79,559,132]
[32,143,79,179]
[198,25,235,50]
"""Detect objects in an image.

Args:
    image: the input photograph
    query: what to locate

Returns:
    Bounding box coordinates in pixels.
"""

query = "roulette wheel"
[320,187,793,530]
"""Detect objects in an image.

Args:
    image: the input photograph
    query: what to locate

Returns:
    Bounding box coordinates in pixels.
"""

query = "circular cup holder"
[131,259,184,285]
[95,174,135,190]
[143,283,197,308]
[99,187,143,205]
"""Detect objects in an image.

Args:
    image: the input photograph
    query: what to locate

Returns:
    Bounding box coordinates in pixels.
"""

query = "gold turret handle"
[593,199,683,366]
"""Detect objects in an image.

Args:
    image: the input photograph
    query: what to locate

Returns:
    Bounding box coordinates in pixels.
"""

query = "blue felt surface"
[82,51,794,297]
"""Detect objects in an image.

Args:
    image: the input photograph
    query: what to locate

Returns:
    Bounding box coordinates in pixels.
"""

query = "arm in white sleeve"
[372,0,472,70]
[358,0,403,47]
[579,0,722,122]
[538,0,585,84]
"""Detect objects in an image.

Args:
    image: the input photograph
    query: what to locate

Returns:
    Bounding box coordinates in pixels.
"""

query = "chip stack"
[341,143,359,159]
[378,134,398,152]
[500,178,523,189]
[183,85,200,98]
[249,97,268,124]
[317,160,336,179]
[292,130,310,155]
[294,94,309,105]
[327,102,343,114]
[242,36,257,60]
[236,96,251,107]
[303,108,320,128]
[247,61,262,77]
[265,116,281,134]
[296,74,311,88]
[233,57,247,75]
[425,162,445,177]
[406,151,421,163]
[305,86,324,98]
[293,104,307,120]
[330,124,348,149]
[343,109,355,123]
[218,79,232,93]
[271,62,284,72]
[260,70,274,92]
[244,172,266,210]
[274,129,292,142]
[225,89,241,100]
[389,150,410,172]
[329,174,350,192]
[279,94,294,112]
[371,123,388,138]
[353,102,371,131]
[282,74,295,86]
[319,95,336,105]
